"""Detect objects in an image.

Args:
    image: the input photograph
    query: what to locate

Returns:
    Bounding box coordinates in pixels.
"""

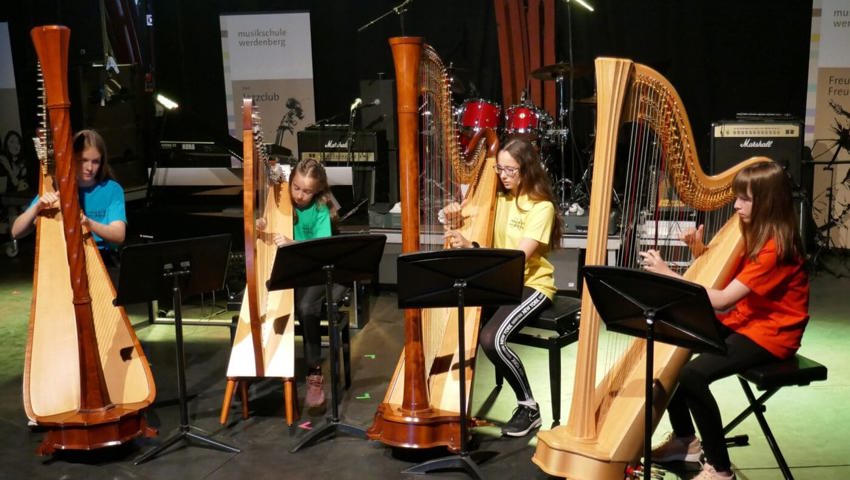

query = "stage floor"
[1,238,849,479]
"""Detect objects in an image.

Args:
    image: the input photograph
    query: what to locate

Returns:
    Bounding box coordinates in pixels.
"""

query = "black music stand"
[582,266,726,480]
[397,248,525,480]
[267,234,386,453]
[113,234,241,464]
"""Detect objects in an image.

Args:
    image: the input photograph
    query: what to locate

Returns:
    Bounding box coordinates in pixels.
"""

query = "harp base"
[35,409,155,456]
[367,403,468,453]
[220,377,298,426]
[533,428,632,480]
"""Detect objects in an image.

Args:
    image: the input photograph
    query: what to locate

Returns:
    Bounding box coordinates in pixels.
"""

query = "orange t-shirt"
[717,238,809,359]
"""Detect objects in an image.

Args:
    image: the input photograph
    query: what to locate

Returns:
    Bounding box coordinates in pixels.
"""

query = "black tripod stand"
[268,234,386,453]
[396,248,525,479]
[113,234,240,465]
[810,150,850,277]
[582,266,725,480]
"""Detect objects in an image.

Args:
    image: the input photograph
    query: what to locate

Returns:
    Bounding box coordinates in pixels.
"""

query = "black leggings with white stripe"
[479,287,552,404]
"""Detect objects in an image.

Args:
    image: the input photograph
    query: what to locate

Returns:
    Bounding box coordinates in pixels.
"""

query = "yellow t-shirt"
[492,192,556,299]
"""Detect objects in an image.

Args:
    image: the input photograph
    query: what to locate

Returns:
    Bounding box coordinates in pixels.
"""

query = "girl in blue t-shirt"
[11,129,127,255]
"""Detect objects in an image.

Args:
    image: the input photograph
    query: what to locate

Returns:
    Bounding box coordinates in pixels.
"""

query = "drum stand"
[552,74,576,214]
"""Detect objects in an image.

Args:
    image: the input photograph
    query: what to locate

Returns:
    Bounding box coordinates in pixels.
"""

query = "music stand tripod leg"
[402,285,484,480]
[402,454,485,479]
[289,266,367,454]
[135,277,240,465]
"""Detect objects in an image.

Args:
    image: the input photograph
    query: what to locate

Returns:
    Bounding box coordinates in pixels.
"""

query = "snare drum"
[504,104,553,138]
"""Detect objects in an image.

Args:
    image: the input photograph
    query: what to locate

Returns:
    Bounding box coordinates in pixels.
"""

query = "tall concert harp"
[220,98,297,425]
[23,25,156,455]
[367,37,500,452]
[532,58,770,478]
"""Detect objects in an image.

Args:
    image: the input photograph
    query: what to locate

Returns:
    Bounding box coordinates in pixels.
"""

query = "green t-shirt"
[293,201,332,241]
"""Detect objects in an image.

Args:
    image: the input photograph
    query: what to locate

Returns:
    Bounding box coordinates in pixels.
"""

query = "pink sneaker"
[693,462,736,480]
[651,432,702,463]
[305,374,326,412]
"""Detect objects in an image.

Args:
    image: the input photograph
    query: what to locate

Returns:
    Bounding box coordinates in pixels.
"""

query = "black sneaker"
[501,405,542,437]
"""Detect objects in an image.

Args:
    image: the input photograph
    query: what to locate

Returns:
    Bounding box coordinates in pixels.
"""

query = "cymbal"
[576,95,597,104]
[446,62,472,73]
[530,62,592,81]
[447,75,468,95]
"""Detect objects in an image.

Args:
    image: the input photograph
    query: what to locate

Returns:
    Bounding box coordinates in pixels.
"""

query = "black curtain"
[3,0,812,170]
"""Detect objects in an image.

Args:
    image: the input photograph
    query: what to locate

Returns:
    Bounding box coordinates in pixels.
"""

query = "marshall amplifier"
[297,127,389,206]
[710,120,803,187]
[297,127,387,165]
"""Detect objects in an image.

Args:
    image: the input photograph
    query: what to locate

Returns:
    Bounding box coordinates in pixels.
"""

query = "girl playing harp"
[640,160,809,480]
[445,137,563,437]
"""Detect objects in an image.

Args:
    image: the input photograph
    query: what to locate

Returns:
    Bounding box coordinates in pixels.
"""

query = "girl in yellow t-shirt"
[445,137,562,437]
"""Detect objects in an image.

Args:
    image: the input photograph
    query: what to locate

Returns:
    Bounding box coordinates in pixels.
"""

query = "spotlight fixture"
[155,93,179,111]
[571,0,594,12]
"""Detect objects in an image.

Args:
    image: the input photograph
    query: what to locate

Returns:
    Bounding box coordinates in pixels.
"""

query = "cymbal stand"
[551,74,572,213]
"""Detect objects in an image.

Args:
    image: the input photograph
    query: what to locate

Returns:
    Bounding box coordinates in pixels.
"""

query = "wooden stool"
[723,354,828,480]
[495,294,581,426]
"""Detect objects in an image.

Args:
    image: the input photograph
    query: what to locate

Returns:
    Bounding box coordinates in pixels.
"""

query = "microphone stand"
[346,106,358,203]
[357,0,412,35]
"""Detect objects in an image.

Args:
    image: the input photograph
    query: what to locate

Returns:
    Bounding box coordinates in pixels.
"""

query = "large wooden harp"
[532,58,770,479]
[220,98,297,425]
[367,37,500,451]
[23,25,156,455]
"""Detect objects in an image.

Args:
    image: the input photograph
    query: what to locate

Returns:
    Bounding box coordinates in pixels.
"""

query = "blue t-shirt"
[29,179,126,250]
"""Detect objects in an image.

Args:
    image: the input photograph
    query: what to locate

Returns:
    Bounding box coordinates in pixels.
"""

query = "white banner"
[806,0,850,248]
[220,12,315,157]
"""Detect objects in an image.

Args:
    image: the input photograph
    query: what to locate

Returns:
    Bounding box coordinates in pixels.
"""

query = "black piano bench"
[723,354,828,480]
[495,294,581,427]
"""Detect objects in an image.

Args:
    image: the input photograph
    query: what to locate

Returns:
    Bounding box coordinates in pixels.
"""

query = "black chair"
[494,293,581,426]
[723,354,828,480]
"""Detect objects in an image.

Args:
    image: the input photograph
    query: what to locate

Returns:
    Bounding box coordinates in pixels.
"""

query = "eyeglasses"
[494,165,520,177]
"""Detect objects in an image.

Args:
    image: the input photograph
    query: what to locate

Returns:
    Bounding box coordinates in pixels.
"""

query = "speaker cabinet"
[359,79,398,205]
[710,121,803,187]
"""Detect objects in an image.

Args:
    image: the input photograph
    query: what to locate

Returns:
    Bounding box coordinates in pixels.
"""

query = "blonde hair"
[291,157,338,221]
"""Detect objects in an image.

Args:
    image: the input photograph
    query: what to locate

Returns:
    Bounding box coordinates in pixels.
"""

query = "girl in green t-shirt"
[267,158,348,413]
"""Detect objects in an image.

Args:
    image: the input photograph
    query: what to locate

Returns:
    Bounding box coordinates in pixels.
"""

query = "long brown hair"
[732,158,803,262]
[499,137,562,249]
[291,157,338,221]
[73,129,113,183]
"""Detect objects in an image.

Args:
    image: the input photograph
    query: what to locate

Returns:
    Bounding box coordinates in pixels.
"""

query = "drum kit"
[452,62,596,213]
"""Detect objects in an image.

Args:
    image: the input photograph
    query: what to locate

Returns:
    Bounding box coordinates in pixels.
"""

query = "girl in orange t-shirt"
[639,159,809,480]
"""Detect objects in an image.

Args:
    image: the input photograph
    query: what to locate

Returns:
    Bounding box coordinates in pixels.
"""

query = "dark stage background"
[1,0,812,183]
